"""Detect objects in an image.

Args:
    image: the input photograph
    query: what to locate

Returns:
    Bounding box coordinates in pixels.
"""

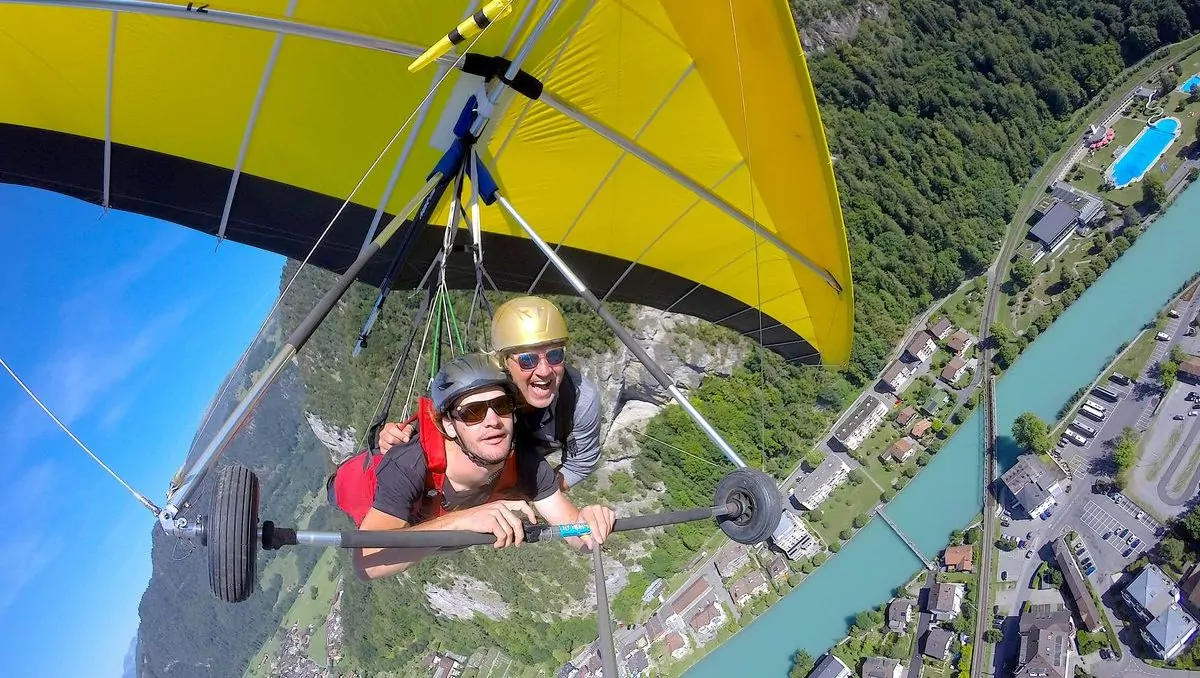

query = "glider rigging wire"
[189,10,503,455]
[0,356,160,514]
[727,0,769,472]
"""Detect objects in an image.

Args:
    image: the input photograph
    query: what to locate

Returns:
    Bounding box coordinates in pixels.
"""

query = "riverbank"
[686,178,1200,677]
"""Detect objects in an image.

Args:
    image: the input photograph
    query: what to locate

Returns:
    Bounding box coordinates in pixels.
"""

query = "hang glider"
[0,0,852,364]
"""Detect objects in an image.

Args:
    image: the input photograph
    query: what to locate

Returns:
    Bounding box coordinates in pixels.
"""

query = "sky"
[0,184,285,677]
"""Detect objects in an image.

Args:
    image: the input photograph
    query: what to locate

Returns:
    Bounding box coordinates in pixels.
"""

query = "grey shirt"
[516,365,603,487]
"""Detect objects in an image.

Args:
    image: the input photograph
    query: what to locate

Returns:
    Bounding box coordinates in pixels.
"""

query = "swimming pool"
[1107,117,1181,189]
[1180,74,1200,93]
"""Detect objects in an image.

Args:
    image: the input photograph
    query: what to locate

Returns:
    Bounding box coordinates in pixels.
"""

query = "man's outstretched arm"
[353,500,537,581]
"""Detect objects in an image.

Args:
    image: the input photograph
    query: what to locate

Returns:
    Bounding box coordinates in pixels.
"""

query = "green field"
[934,277,988,334]
[244,523,345,677]
[1010,233,1107,331]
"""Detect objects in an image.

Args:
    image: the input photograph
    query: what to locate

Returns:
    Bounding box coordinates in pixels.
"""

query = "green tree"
[1171,346,1188,366]
[1012,412,1052,455]
[840,528,854,541]
[1122,206,1140,230]
[853,514,869,529]
[809,509,824,522]
[1180,506,1200,543]
[985,629,1002,643]
[1113,428,1139,481]
[1011,259,1036,289]
[1143,173,1166,209]
[1163,361,1179,390]
[789,650,815,678]
[1161,537,1186,566]
[849,469,865,485]
[1160,69,1180,96]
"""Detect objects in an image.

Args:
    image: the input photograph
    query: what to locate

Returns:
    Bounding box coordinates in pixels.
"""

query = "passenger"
[379,296,603,490]
[352,353,614,581]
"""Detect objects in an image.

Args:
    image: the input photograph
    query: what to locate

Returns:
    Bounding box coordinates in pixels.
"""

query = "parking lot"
[1077,498,1158,576]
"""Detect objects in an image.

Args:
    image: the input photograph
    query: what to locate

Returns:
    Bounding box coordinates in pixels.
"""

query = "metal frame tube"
[537,94,844,294]
[493,191,748,469]
[593,547,619,678]
[467,0,563,138]
[10,0,430,60]
[163,173,446,525]
[265,505,732,550]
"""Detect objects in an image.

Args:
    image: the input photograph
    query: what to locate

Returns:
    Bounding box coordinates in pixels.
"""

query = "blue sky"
[0,184,284,677]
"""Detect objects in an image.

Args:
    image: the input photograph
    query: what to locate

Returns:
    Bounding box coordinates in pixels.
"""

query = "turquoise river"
[689,183,1200,676]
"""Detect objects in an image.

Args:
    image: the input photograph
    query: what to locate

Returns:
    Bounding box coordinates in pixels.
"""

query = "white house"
[880,361,916,393]
[831,396,889,451]
[772,511,823,560]
[928,582,965,621]
[904,333,937,362]
[792,456,851,510]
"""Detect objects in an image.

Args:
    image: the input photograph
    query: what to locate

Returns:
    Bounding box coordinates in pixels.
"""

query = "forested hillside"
[134,310,343,678]
[804,0,1200,383]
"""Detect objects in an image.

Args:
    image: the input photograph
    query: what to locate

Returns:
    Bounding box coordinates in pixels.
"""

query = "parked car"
[1025,550,1034,559]
[1157,332,1172,341]
[1176,414,1186,420]
[1086,565,1097,576]
[1123,547,1133,558]
[1132,539,1142,548]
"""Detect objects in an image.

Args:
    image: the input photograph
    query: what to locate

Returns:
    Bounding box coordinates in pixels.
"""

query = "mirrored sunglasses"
[512,347,566,371]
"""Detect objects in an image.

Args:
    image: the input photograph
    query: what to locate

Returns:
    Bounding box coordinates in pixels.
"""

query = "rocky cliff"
[794,0,889,54]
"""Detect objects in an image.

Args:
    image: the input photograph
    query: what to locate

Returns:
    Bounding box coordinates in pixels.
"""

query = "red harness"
[327,396,520,527]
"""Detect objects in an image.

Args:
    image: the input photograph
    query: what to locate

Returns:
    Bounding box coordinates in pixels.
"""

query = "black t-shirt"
[372,435,560,523]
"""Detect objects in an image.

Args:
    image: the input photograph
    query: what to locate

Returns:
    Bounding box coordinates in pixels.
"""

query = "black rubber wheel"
[207,464,260,603]
[714,467,782,545]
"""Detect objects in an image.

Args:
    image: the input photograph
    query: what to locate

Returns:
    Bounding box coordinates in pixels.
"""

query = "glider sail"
[0,0,852,364]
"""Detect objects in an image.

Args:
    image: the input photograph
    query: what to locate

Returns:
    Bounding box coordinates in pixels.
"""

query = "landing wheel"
[714,467,782,545]
[207,464,260,603]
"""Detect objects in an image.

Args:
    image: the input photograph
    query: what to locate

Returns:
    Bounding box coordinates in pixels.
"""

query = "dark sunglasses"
[511,347,566,372]
[450,394,515,424]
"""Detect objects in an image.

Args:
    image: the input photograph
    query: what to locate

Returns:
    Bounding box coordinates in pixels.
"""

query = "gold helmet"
[491,296,568,353]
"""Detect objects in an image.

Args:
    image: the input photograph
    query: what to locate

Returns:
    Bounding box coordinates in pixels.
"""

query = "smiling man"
[353,353,614,581]
[380,296,604,490]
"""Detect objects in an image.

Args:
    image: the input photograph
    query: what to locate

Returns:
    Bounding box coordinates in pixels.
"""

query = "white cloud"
[0,534,61,618]
[39,303,191,425]
[0,462,61,619]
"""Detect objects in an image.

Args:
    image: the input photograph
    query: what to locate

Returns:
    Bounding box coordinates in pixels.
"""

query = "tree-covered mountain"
[802,0,1200,384]
[133,306,345,678]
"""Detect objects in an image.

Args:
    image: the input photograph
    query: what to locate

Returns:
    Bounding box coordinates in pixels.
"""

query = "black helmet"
[431,353,513,415]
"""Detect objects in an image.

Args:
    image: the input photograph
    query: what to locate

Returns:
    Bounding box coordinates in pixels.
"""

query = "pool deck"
[1105,116,1182,189]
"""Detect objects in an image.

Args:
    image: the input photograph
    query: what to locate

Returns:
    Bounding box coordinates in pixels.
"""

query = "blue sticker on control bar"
[557,523,591,538]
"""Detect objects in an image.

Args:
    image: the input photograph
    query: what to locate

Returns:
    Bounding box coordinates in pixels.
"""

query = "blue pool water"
[1109,117,1180,188]
[1180,74,1200,93]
